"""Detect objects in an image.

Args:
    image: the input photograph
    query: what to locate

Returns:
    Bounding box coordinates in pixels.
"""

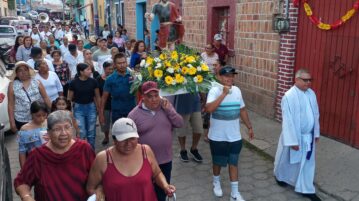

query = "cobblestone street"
[5,126,336,201]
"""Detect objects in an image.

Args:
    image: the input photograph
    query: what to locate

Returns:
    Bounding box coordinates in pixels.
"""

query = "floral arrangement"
[130,50,214,95]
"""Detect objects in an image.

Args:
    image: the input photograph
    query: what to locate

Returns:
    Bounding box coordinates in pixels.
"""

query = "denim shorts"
[209,140,243,167]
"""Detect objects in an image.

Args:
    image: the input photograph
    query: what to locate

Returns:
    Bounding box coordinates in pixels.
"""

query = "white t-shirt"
[207,85,245,142]
[60,44,70,56]
[35,71,63,101]
[40,31,52,42]
[54,29,64,41]
[31,33,42,47]
[102,30,111,38]
[63,51,84,78]
[27,58,55,72]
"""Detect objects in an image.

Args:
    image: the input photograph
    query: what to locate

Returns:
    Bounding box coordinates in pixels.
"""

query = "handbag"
[166,193,176,201]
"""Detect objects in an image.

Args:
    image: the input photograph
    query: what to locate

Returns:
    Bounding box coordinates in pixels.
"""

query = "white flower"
[154,57,161,62]
[171,80,176,85]
[155,63,162,68]
[166,67,174,73]
[137,74,142,81]
[145,63,150,68]
[197,66,202,72]
[193,77,198,83]
[140,59,146,67]
[187,64,193,68]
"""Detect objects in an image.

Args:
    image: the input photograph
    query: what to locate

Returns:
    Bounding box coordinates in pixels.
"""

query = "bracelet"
[21,194,31,200]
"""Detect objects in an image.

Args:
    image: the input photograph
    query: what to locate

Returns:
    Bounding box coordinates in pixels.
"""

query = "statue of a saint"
[145,0,185,50]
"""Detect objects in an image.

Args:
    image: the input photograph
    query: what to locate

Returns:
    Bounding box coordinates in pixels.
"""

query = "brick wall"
[275,1,299,121]
[234,0,281,118]
[123,0,294,119]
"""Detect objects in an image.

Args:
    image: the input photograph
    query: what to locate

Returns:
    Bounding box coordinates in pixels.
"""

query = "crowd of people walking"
[6,19,321,201]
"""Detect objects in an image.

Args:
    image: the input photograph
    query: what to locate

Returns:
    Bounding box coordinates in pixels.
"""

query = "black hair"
[132,40,145,54]
[118,46,125,53]
[30,47,42,58]
[30,101,48,114]
[103,61,113,69]
[68,44,77,52]
[14,36,24,52]
[51,50,61,57]
[113,52,126,63]
[51,96,72,112]
[107,34,113,39]
[76,63,90,77]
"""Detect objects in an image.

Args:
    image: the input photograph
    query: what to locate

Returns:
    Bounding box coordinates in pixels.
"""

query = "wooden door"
[295,0,359,147]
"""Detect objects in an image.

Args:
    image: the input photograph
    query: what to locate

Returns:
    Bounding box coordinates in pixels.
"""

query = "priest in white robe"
[274,69,321,201]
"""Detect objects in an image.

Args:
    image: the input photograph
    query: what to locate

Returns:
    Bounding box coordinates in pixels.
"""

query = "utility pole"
[93,0,100,36]
[62,0,65,20]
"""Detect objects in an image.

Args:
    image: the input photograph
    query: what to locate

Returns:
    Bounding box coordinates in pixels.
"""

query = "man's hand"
[222,86,230,95]
[248,128,254,140]
[291,145,299,151]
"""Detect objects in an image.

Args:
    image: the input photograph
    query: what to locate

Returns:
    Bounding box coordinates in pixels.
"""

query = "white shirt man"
[63,44,84,79]
[30,28,42,47]
[54,26,64,41]
[40,29,52,42]
[27,58,55,72]
[92,38,112,75]
[59,37,70,56]
[274,69,321,201]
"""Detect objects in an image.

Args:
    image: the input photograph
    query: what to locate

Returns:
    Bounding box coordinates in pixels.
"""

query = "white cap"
[112,118,139,141]
[214,34,223,41]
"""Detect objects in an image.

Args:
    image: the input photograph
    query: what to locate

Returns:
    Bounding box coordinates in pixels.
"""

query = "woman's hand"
[10,122,18,133]
[164,184,176,197]
[95,187,105,201]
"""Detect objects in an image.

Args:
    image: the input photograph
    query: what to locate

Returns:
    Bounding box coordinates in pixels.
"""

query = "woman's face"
[104,66,114,76]
[205,45,214,54]
[84,51,92,60]
[52,53,61,61]
[138,42,145,52]
[81,66,93,77]
[78,41,84,49]
[115,137,138,155]
[24,38,32,47]
[16,66,31,81]
[49,36,55,43]
[115,31,121,37]
[38,63,49,74]
[32,110,47,125]
[40,41,47,49]
[18,37,24,45]
[49,121,73,149]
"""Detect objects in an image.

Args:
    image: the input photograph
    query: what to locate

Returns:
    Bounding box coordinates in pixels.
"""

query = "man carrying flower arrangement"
[205,66,254,201]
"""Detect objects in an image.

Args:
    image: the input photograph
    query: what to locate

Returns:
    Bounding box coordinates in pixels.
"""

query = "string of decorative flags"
[293,0,359,30]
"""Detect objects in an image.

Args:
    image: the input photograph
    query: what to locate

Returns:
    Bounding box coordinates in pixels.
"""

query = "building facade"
[121,0,359,148]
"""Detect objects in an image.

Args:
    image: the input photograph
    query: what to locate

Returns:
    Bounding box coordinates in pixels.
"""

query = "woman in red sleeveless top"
[87,118,176,201]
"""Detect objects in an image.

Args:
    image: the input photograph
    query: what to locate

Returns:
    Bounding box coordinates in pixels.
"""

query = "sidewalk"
[240,111,359,201]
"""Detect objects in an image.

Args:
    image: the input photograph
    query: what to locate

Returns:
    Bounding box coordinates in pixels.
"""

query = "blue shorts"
[209,140,243,167]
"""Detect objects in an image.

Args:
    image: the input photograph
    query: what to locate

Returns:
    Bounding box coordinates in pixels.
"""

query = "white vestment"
[274,86,320,194]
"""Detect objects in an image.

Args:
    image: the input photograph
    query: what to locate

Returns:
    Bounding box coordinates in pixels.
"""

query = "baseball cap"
[112,118,139,141]
[141,81,159,94]
[219,66,238,76]
[214,34,223,41]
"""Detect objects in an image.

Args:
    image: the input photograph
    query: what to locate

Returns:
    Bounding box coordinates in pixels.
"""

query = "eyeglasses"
[51,125,73,134]
[298,77,313,83]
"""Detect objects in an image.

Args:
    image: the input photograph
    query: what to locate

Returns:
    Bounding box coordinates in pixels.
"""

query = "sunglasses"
[298,77,313,83]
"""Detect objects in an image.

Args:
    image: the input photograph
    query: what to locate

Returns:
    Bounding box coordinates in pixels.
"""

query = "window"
[207,0,236,50]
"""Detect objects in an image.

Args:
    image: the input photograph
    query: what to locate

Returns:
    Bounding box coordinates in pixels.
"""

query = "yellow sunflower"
[165,76,174,85]
[175,74,184,84]
[201,63,209,71]
[165,61,171,67]
[154,69,163,78]
[188,67,197,75]
[171,51,178,60]
[196,75,203,83]
[186,56,196,63]
[159,53,166,60]
[182,67,189,75]
[146,57,154,65]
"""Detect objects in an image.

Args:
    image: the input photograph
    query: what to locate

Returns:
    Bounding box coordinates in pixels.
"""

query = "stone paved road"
[5,126,337,201]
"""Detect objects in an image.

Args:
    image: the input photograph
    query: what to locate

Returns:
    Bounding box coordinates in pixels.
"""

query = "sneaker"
[179,150,189,162]
[230,192,245,201]
[213,181,223,197]
[190,148,203,162]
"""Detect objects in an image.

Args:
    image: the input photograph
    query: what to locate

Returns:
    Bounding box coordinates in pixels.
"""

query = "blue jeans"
[74,102,97,149]
[154,161,172,201]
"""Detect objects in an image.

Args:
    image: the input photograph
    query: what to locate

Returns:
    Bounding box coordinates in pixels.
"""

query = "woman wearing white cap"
[87,118,176,201]
[7,61,52,133]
